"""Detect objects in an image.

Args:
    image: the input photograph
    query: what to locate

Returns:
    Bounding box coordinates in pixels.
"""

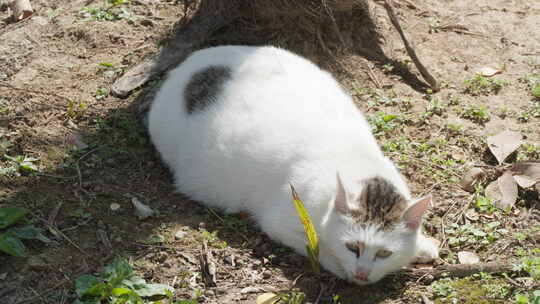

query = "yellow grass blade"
[290,184,320,274]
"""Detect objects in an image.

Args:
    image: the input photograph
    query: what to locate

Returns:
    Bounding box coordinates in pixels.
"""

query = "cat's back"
[149,45,379,213]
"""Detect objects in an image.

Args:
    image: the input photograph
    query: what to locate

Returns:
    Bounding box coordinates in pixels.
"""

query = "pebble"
[174,230,188,240]
[224,255,235,266]
[262,270,272,279]
[241,286,261,294]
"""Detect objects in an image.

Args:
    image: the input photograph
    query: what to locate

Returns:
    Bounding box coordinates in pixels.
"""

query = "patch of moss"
[431,275,510,304]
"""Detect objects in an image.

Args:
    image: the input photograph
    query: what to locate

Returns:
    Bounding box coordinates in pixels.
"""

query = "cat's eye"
[375,249,393,259]
[345,241,364,258]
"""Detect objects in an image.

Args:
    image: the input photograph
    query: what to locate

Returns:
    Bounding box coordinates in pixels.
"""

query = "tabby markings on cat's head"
[331,173,431,284]
[184,65,232,114]
[336,175,408,230]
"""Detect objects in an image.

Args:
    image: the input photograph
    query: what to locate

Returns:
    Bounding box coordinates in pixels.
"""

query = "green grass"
[461,104,491,123]
[430,273,511,304]
[464,75,506,95]
[80,0,136,22]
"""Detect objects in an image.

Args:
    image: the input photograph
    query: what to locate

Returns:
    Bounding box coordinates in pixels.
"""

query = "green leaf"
[75,274,104,297]
[133,282,174,297]
[6,226,51,243]
[104,257,133,286]
[111,287,132,296]
[0,233,27,256]
[0,207,29,229]
[99,62,114,68]
[382,114,397,122]
[290,184,320,274]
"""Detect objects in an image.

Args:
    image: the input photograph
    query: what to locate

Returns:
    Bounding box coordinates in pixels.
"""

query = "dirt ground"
[0,0,539,303]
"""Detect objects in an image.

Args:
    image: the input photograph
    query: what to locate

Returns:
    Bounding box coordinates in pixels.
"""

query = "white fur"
[148,45,438,284]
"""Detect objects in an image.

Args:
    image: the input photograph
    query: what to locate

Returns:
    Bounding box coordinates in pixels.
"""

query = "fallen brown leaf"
[487,130,522,164]
[256,293,279,304]
[513,175,537,188]
[486,171,518,208]
[460,167,485,192]
[511,162,540,182]
[465,209,479,221]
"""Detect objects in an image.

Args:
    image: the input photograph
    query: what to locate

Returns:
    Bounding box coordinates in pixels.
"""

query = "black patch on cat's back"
[184,65,232,114]
[351,177,407,230]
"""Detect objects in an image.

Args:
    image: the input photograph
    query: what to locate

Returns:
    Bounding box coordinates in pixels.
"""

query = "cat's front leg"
[413,233,440,264]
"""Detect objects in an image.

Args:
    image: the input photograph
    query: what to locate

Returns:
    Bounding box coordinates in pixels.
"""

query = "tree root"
[400,262,515,283]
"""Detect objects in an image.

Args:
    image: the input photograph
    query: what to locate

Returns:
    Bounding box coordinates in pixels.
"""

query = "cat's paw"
[413,236,440,264]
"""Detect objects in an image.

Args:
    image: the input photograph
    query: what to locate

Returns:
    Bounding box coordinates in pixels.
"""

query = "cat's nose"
[354,269,370,281]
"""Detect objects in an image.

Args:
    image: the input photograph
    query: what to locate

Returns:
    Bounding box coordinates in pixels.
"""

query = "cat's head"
[323,174,431,285]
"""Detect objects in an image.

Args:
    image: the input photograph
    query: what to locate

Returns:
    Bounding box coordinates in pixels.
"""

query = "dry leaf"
[513,175,537,188]
[131,197,155,219]
[465,209,479,221]
[486,171,518,208]
[511,162,540,181]
[460,167,485,192]
[478,67,502,77]
[458,251,480,264]
[256,293,279,304]
[487,130,522,164]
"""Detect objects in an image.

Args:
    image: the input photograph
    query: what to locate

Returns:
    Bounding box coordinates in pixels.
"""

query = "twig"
[46,201,63,227]
[365,62,382,89]
[199,241,217,287]
[382,0,440,91]
[399,261,515,283]
[28,210,88,256]
[15,280,68,304]
[314,281,326,304]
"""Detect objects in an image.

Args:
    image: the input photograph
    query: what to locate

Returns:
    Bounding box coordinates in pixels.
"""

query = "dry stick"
[111,0,241,97]
[15,280,68,304]
[399,262,515,283]
[9,0,33,21]
[382,0,440,92]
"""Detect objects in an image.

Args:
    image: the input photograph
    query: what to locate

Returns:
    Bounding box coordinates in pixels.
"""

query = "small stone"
[262,270,272,279]
[174,230,187,240]
[110,203,121,211]
[241,286,262,294]
[0,273,7,280]
[140,18,154,27]
[198,222,206,229]
[224,255,235,266]
[204,289,215,297]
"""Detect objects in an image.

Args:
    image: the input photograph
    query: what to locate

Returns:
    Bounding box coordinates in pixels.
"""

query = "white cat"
[148,45,439,285]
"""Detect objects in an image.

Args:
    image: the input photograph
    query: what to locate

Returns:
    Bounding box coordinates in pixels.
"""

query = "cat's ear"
[334,173,349,214]
[402,195,432,230]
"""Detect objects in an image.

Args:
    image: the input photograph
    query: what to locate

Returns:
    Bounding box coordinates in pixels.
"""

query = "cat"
[148,45,439,285]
